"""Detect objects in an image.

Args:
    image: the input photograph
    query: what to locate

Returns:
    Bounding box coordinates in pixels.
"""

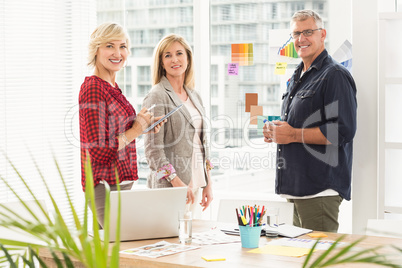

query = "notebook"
[264,224,312,238]
[220,223,312,238]
[99,187,187,242]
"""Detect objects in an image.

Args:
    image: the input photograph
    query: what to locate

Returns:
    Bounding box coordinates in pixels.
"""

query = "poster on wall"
[269,29,301,65]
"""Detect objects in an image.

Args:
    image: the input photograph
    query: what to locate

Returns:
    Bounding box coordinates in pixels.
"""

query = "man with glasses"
[263,10,357,232]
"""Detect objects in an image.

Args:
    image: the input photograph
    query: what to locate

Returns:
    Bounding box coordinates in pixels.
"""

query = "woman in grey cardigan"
[142,34,213,216]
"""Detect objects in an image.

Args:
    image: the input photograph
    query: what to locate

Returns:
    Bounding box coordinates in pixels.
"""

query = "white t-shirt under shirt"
[183,97,207,218]
[183,97,206,190]
[280,189,339,200]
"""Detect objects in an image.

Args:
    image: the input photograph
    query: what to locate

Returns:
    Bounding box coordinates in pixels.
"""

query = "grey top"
[142,76,210,188]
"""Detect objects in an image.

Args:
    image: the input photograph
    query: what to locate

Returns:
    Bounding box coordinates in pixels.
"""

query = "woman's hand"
[133,107,153,133]
[171,175,194,205]
[200,178,213,211]
[144,115,167,134]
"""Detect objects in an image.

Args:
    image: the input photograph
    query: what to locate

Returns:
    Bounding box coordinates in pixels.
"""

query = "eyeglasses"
[290,28,322,39]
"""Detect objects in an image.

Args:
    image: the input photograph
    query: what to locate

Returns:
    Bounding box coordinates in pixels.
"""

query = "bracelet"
[156,164,176,180]
[206,159,214,171]
[165,173,177,182]
[120,133,130,146]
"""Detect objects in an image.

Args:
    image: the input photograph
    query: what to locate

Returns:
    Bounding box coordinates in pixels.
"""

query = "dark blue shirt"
[276,49,357,201]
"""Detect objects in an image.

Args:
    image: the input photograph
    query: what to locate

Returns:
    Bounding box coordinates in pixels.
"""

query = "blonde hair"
[151,34,195,89]
[87,22,131,69]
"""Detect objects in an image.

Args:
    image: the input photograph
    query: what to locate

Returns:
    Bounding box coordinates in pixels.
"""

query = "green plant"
[0,244,74,268]
[0,152,122,267]
[303,235,402,268]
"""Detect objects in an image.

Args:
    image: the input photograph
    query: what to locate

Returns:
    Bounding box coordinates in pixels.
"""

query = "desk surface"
[39,220,402,268]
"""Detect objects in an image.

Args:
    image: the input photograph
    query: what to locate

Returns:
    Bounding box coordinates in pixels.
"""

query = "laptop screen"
[105,187,187,242]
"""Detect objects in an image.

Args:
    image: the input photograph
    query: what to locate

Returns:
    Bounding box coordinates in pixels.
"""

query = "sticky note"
[245,93,258,112]
[250,105,263,125]
[274,62,287,75]
[248,245,315,257]
[228,63,239,75]
[308,233,328,238]
[202,255,226,262]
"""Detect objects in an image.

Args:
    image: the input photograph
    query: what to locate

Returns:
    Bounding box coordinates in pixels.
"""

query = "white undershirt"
[183,97,206,190]
[281,189,339,200]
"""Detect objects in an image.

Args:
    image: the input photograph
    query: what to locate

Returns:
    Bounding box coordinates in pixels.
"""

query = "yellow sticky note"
[308,233,328,238]
[248,245,315,257]
[202,255,226,262]
[274,62,287,75]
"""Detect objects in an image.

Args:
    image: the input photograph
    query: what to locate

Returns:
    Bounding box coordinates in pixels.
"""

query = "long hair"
[151,34,195,89]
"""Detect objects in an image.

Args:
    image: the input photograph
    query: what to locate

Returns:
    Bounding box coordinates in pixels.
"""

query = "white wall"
[327,0,352,54]
[351,0,379,234]
[350,0,400,234]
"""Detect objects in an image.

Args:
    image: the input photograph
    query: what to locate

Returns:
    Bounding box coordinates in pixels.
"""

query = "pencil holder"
[239,225,262,248]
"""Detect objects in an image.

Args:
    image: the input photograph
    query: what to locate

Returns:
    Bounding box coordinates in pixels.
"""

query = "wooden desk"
[39,220,402,268]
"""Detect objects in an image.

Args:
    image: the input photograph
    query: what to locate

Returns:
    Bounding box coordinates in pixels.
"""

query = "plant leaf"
[302,238,321,268]
[0,244,18,268]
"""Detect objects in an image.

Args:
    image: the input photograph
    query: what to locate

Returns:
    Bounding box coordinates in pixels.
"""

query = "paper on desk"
[248,245,314,257]
[120,241,199,258]
[192,229,241,245]
[268,238,348,251]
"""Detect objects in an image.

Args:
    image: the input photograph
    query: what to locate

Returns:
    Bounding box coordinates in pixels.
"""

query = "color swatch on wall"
[332,39,353,73]
[250,105,263,125]
[245,93,258,112]
[231,43,254,66]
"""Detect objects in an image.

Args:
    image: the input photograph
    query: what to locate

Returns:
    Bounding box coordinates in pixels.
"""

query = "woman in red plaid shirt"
[79,22,165,227]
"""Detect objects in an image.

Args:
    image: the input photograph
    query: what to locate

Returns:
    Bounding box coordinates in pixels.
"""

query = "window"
[211,105,219,118]
[220,5,231,21]
[0,0,95,226]
[272,3,278,19]
[138,86,149,97]
[210,65,218,82]
[211,85,219,98]
[138,66,151,82]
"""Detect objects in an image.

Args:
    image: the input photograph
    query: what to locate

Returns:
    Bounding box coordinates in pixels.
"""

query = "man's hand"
[263,120,296,144]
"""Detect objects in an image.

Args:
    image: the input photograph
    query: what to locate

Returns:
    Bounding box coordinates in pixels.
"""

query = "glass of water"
[178,210,192,243]
[266,207,279,227]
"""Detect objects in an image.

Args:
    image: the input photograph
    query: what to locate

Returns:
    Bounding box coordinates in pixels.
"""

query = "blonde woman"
[79,22,165,227]
[142,34,213,217]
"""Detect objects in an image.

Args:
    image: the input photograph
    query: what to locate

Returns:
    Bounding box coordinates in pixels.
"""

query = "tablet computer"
[143,103,183,133]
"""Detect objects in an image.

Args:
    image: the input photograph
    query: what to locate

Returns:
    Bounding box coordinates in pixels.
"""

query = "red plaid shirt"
[79,75,138,191]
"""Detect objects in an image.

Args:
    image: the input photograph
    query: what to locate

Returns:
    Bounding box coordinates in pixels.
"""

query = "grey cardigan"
[142,76,210,188]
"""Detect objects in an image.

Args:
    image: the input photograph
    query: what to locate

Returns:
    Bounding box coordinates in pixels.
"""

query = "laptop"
[99,187,187,242]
